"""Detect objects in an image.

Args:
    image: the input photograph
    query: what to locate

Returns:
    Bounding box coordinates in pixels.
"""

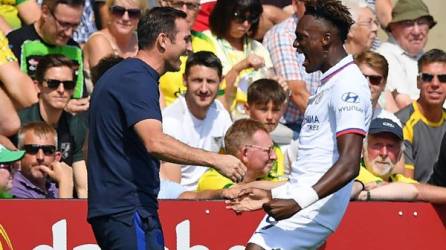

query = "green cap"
[389,0,436,29]
[0,145,25,163]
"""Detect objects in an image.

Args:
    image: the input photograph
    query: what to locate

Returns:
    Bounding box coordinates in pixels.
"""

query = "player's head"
[294,0,354,73]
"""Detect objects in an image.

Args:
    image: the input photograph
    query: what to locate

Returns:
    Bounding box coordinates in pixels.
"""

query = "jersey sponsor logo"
[341,92,360,103]
[302,115,320,130]
[338,105,364,113]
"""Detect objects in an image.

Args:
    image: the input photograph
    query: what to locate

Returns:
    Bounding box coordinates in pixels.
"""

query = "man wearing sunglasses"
[11,122,74,198]
[16,54,88,198]
[0,144,25,199]
[396,49,446,183]
[7,0,90,113]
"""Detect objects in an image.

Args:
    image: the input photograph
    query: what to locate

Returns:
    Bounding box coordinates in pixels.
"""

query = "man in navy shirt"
[87,7,246,249]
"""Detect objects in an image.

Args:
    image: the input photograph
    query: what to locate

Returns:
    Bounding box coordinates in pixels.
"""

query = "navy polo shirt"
[87,58,162,219]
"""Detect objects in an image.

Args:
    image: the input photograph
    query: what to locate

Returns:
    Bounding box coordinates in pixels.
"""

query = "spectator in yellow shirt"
[197,118,282,191]
[158,0,215,107]
[351,118,446,203]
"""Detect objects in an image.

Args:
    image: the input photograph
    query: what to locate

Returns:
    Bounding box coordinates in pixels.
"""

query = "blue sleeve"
[115,73,162,128]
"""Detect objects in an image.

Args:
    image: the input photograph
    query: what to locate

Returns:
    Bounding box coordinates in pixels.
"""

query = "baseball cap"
[388,0,436,29]
[368,118,403,140]
[0,145,25,164]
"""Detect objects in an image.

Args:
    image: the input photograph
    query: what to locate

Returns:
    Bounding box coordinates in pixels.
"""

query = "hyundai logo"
[341,92,360,103]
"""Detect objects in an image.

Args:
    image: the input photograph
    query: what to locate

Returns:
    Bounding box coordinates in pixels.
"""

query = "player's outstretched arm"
[134,118,246,183]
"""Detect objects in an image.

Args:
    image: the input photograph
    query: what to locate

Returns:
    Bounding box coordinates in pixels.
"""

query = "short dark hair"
[90,55,124,84]
[304,0,354,43]
[184,51,223,78]
[42,0,85,12]
[35,54,77,84]
[137,7,187,50]
[247,78,287,107]
[418,49,446,72]
[209,0,263,39]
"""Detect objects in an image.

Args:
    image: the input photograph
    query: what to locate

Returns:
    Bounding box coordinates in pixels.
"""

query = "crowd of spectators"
[0,0,446,208]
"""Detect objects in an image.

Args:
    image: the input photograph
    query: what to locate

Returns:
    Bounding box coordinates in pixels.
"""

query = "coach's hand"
[214,154,247,183]
[263,199,301,221]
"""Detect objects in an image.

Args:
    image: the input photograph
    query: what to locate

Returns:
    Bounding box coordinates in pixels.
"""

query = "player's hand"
[65,96,90,114]
[225,187,271,212]
[263,198,301,221]
[213,154,247,183]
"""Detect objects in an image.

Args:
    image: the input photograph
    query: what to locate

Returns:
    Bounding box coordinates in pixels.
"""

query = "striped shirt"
[263,15,321,125]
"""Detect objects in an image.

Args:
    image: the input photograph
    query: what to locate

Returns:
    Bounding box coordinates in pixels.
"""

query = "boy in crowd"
[245,78,289,178]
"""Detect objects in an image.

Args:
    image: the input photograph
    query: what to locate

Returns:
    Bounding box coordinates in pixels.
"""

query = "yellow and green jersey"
[159,30,216,107]
[196,144,287,191]
[356,159,418,184]
[396,102,446,182]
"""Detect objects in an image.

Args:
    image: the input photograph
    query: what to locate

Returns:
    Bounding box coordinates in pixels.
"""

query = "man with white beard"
[351,117,446,203]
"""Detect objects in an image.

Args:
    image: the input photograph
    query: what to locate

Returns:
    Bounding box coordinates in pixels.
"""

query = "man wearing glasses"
[396,49,446,183]
[0,145,24,198]
[7,0,90,113]
[376,0,437,110]
[16,55,87,198]
[197,118,280,191]
[11,122,74,198]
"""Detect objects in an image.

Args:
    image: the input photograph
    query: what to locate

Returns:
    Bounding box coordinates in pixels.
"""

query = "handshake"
[222,185,301,221]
